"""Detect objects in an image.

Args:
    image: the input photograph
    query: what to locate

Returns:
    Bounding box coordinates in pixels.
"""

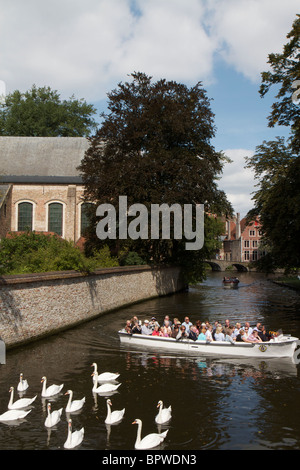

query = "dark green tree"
[79,72,232,281]
[246,14,300,270]
[0,85,98,137]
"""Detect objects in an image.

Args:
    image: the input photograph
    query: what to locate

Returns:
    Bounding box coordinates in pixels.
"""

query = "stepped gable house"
[0,136,91,243]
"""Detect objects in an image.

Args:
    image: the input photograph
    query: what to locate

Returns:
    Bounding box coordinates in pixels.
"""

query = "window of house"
[244,251,250,261]
[80,202,93,236]
[18,202,33,231]
[244,240,250,247]
[48,203,63,236]
[252,250,258,261]
[252,240,258,247]
[249,230,256,236]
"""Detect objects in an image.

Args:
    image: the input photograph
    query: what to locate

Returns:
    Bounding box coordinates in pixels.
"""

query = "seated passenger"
[131,321,142,334]
[124,320,132,334]
[149,317,160,331]
[152,325,163,336]
[225,326,236,343]
[257,325,268,342]
[214,325,225,341]
[188,325,198,341]
[176,325,188,340]
[171,324,180,338]
[141,319,152,335]
[205,324,213,342]
[197,327,207,341]
[161,320,172,337]
[247,330,262,343]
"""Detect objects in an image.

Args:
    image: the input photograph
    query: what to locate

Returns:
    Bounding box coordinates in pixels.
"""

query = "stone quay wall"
[0,265,183,349]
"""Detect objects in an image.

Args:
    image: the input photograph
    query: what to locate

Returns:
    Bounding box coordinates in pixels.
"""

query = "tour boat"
[118,330,299,359]
[222,277,240,288]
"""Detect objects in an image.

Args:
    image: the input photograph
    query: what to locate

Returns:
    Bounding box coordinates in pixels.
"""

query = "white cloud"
[0,0,298,100]
[218,149,256,216]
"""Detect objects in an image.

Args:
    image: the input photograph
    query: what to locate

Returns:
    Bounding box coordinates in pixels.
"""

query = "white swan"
[8,387,37,410]
[41,376,64,397]
[44,403,63,428]
[132,418,168,450]
[17,373,29,392]
[105,399,125,424]
[65,390,85,413]
[64,419,84,449]
[155,400,172,424]
[92,373,121,394]
[91,362,120,383]
[0,408,31,422]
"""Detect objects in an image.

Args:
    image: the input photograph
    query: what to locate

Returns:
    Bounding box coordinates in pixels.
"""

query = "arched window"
[18,202,33,231]
[48,203,63,236]
[80,202,93,236]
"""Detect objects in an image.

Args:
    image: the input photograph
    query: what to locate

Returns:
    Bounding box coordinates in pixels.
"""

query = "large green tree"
[246,14,300,270]
[0,85,98,137]
[79,72,232,281]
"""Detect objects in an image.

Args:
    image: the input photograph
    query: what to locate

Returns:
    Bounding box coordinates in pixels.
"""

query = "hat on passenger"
[144,319,149,323]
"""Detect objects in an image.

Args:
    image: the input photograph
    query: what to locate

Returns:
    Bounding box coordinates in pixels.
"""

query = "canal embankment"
[0,265,184,349]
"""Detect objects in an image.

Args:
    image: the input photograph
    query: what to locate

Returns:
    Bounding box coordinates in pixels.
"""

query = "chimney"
[236,213,241,239]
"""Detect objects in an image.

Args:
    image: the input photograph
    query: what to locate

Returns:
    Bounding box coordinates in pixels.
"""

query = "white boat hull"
[118,331,299,359]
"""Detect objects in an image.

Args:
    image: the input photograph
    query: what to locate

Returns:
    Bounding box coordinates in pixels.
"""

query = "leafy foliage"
[246,14,300,271]
[0,232,118,275]
[79,72,232,282]
[0,85,98,137]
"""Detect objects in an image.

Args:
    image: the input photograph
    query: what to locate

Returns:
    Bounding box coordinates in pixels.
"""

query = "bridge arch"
[204,260,249,272]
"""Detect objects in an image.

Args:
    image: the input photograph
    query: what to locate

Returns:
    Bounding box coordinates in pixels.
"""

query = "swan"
[44,402,63,428]
[105,399,125,424]
[155,400,172,424]
[64,419,84,449]
[8,387,37,410]
[41,376,64,397]
[65,390,85,413]
[17,373,29,392]
[132,419,168,450]
[0,408,31,422]
[91,373,121,394]
[91,362,120,383]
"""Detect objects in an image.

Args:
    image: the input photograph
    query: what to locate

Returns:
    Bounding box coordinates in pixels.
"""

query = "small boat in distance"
[222,277,240,288]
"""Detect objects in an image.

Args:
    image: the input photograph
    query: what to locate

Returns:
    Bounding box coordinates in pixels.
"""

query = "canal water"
[1,271,300,451]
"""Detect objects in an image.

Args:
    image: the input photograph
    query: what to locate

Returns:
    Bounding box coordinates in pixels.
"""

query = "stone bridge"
[205,259,253,272]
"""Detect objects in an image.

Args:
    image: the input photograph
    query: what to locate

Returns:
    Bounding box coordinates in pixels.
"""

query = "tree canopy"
[246,14,300,271]
[79,72,232,281]
[0,85,98,137]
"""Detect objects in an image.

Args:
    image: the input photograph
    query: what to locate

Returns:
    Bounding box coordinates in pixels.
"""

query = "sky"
[0,0,299,218]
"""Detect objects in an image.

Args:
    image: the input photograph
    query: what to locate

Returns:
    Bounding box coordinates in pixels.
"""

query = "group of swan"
[0,365,171,450]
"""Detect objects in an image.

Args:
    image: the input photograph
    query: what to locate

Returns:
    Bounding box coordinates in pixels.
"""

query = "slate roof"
[0,136,90,183]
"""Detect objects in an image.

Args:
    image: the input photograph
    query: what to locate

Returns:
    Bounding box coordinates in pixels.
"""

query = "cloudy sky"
[0,0,298,217]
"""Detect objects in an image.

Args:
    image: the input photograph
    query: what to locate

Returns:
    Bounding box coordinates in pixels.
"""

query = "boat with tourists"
[222,276,240,288]
[118,330,299,359]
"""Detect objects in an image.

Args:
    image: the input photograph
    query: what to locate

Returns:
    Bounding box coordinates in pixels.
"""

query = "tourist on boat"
[214,325,225,341]
[235,329,245,342]
[224,319,232,336]
[243,322,253,335]
[172,318,181,330]
[197,327,207,341]
[161,321,172,337]
[225,326,236,343]
[131,320,142,334]
[247,330,262,343]
[181,316,193,334]
[232,323,242,338]
[124,320,132,334]
[176,325,188,340]
[257,325,268,342]
[141,319,152,335]
[163,315,173,328]
[253,322,262,332]
[188,325,198,341]
[171,324,180,338]
[152,325,163,336]
[205,324,214,342]
[149,317,160,331]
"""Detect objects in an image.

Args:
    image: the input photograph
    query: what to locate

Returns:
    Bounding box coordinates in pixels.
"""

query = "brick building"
[219,213,265,262]
[0,136,91,243]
